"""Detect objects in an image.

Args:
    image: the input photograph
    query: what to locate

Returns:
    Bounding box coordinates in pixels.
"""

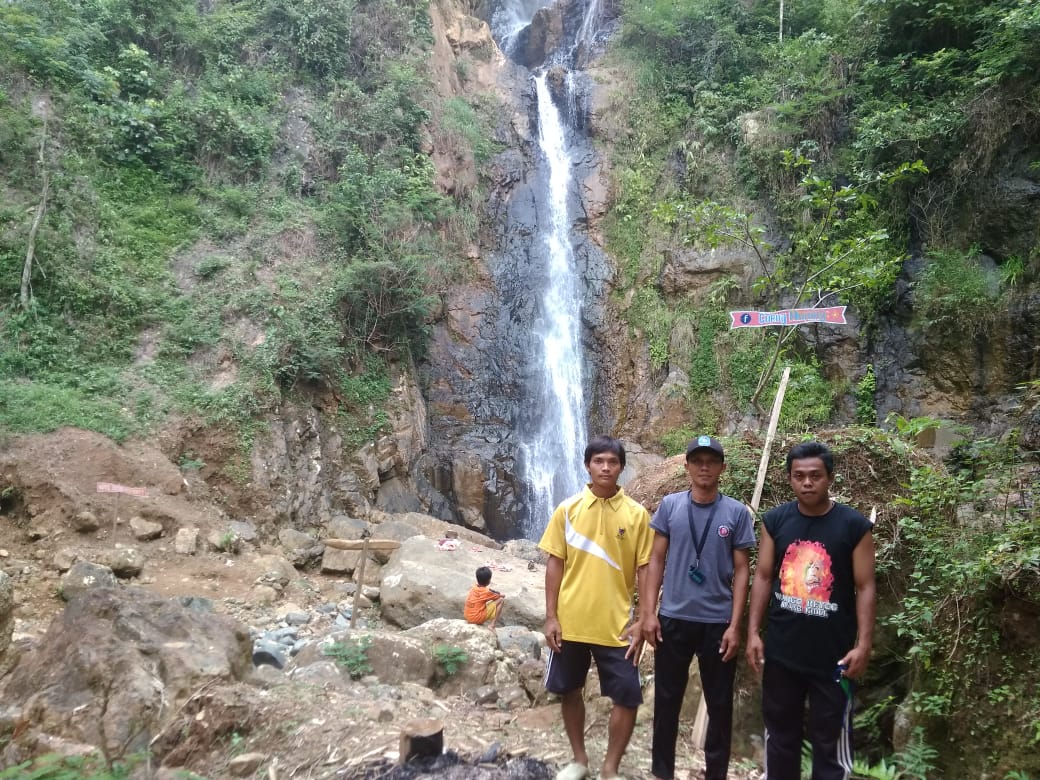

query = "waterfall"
[491,0,549,56]
[518,73,589,538]
[474,0,613,538]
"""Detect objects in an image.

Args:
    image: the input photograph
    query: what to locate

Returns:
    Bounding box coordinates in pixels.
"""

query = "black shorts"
[544,641,642,708]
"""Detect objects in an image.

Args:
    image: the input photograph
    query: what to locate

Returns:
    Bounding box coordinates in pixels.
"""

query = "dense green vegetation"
[1,0,1036,773]
[607,0,1039,430]
[0,0,494,448]
[604,0,1039,774]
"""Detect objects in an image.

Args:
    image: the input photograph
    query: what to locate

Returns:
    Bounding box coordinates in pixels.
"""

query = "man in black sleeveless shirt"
[746,441,876,780]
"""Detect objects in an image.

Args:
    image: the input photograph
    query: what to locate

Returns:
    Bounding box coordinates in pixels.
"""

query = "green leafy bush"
[323,635,373,679]
[433,644,468,676]
[914,245,1002,336]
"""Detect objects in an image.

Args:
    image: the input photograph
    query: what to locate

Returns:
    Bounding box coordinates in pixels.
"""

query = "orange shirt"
[464,584,500,624]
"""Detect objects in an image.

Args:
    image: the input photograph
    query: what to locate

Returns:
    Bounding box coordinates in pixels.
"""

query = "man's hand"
[544,616,563,654]
[640,613,662,649]
[746,633,765,674]
[719,624,740,662]
[838,644,871,679]
[623,620,645,666]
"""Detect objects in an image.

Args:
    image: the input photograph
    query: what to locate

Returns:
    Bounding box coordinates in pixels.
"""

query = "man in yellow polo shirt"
[539,435,654,780]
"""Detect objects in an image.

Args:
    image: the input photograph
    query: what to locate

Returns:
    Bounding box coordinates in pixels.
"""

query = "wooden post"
[351,537,370,629]
[691,366,791,750]
[399,718,444,763]
[750,365,792,513]
[320,539,399,628]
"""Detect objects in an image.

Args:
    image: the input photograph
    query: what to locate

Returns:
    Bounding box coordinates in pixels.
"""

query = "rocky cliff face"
[232,0,1037,543]
[417,0,624,538]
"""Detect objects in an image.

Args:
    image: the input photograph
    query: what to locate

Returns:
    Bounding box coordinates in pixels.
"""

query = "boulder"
[228,520,258,543]
[94,547,145,578]
[496,625,543,660]
[60,561,118,601]
[320,547,360,575]
[174,527,198,555]
[379,536,545,630]
[70,511,100,533]
[52,547,78,573]
[327,516,368,540]
[129,516,163,541]
[0,587,251,763]
[305,630,436,687]
[404,618,501,691]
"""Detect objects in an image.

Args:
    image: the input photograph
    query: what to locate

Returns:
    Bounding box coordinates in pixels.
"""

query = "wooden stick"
[750,365,792,514]
[351,537,369,629]
[325,538,401,552]
[692,365,791,750]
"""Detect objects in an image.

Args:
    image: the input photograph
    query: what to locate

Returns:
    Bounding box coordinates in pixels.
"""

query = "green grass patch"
[0,380,137,441]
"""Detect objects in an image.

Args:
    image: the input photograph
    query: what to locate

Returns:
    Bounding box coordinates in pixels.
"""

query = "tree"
[21,111,49,311]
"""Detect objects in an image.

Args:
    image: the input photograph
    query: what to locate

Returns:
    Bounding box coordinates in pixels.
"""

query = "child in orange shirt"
[464,566,505,630]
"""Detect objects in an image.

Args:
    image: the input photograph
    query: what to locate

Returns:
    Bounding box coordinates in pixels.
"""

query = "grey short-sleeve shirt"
[651,491,756,623]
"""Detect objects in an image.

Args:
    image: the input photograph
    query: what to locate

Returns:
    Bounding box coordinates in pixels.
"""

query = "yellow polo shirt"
[538,485,653,647]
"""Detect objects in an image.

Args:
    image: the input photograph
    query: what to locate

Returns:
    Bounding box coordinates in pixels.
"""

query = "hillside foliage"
[609,0,1039,431]
[0,0,1038,774]
[0,0,493,446]
[607,1,1039,775]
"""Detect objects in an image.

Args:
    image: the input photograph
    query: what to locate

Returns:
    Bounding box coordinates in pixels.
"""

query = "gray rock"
[228,753,267,777]
[252,639,288,670]
[228,520,258,542]
[327,516,368,540]
[496,625,542,660]
[70,511,100,533]
[0,587,251,761]
[95,547,145,578]
[52,547,78,573]
[206,528,240,553]
[269,626,299,642]
[501,539,546,564]
[320,546,360,575]
[177,596,214,612]
[278,528,316,552]
[174,527,198,555]
[252,585,278,604]
[283,612,311,626]
[380,536,545,630]
[60,561,118,601]
[471,684,498,705]
[254,555,296,588]
[518,657,551,706]
[498,685,530,710]
[404,618,500,692]
[129,516,163,541]
[289,660,350,689]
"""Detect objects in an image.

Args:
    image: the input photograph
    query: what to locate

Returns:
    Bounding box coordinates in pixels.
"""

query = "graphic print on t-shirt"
[776,540,838,617]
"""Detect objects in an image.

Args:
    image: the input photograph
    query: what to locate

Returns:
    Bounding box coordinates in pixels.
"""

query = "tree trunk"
[21,119,50,311]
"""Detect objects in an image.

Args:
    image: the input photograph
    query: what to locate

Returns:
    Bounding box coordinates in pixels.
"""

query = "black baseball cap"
[686,435,724,461]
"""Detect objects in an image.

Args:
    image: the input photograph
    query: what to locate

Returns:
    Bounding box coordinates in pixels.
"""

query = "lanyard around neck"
[686,491,719,567]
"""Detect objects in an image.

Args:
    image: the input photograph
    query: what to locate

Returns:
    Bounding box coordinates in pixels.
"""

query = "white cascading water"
[492,0,552,55]
[520,73,589,538]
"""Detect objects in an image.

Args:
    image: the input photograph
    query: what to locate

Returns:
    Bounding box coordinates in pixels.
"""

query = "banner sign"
[729,306,846,329]
[96,482,149,497]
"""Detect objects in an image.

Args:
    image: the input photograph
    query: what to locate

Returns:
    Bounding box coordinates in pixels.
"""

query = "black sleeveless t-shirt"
[762,501,872,678]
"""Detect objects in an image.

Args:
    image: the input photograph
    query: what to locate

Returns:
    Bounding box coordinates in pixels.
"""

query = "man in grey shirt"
[637,436,755,780]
